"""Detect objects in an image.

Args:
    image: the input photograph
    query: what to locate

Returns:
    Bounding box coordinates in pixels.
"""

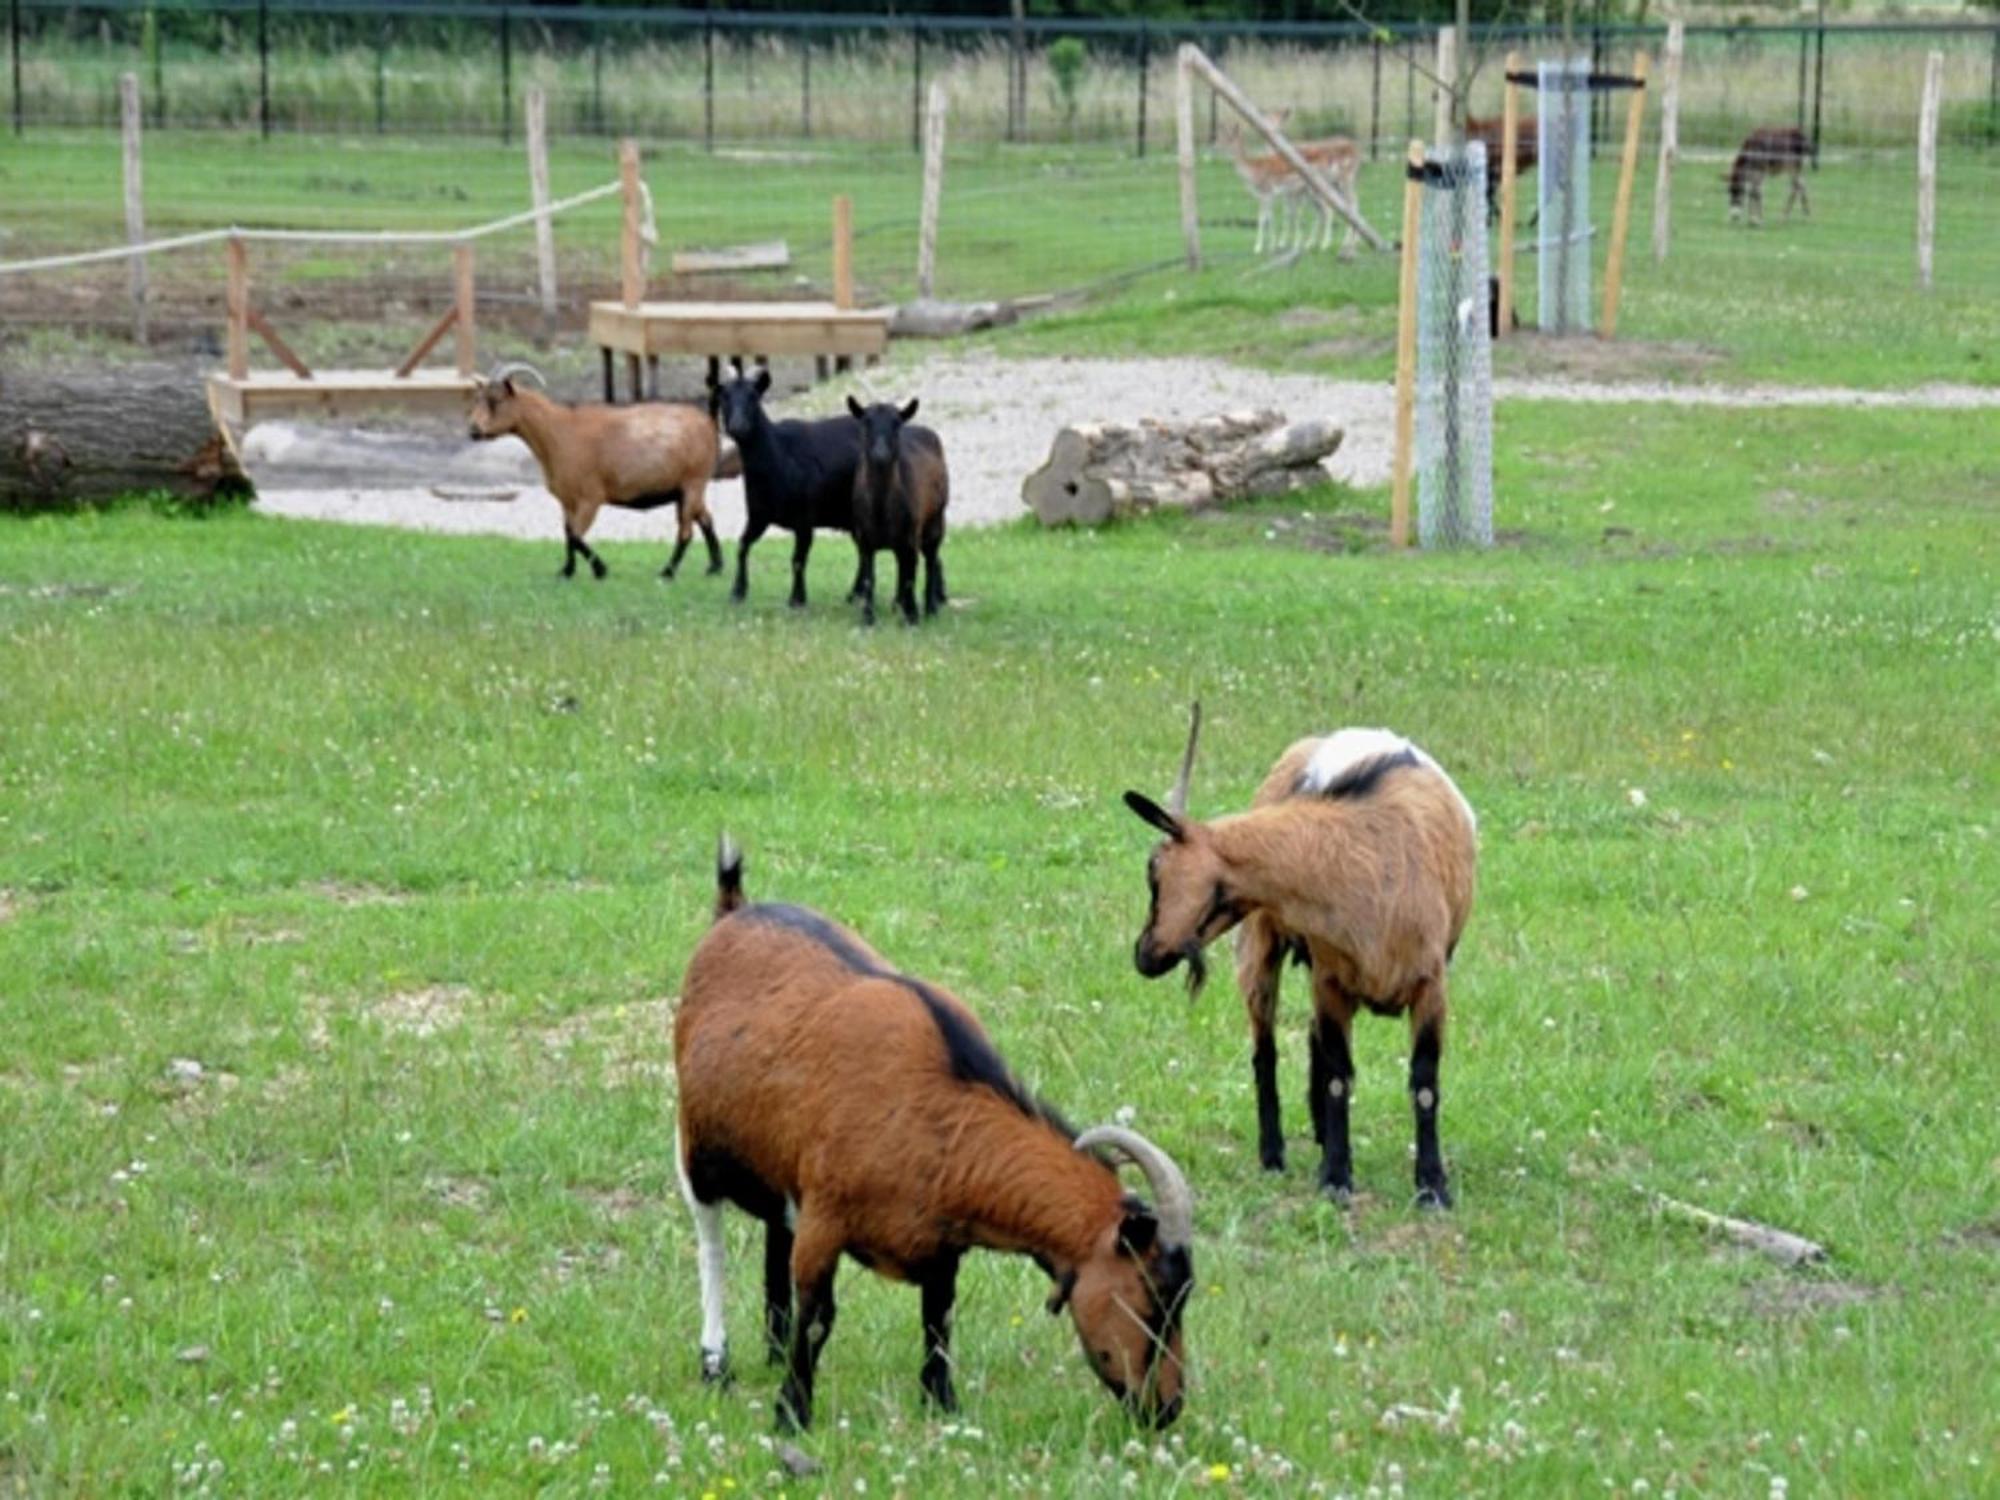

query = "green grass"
[2,401,1996,1494]
[5,125,1996,390]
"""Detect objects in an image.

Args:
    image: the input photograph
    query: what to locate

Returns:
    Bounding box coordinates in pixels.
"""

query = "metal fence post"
[1795,28,1808,134]
[592,32,603,136]
[258,0,269,138]
[703,10,714,151]
[1136,25,1149,157]
[1811,20,1826,162]
[374,23,386,135]
[9,0,20,137]
[499,9,512,144]
[801,39,810,138]
[912,23,922,153]
[151,7,163,127]
[1370,34,1382,160]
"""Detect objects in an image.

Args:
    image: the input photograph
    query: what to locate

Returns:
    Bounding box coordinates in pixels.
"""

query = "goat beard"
[1181,944,1208,999]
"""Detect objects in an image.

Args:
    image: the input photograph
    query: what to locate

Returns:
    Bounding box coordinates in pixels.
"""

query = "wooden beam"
[1179,44,1388,252]
[619,138,644,309]
[1496,51,1521,339]
[454,242,476,377]
[246,307,312,379]
[120,71,147,346]
[395,303,460,379]
[1652,21,1684,267]
[1600,51,1649,338]
[1433,26,1458,147]
[832,194,855,311]
[1390,140,1423,549]
[526,84,556,341]
[1175,46,1200,269]
[225,235,249,381]
[672,240,790,275]
[916,81,947,298]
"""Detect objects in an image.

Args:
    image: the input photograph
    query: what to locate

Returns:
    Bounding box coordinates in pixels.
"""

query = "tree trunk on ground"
[0,362,246,509]
[1021,409,1342,526]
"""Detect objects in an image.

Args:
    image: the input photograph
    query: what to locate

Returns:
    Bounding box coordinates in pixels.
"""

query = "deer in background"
[1224,111,1363,256]
[1727,126,1814,225]
[1465,114,1539,223]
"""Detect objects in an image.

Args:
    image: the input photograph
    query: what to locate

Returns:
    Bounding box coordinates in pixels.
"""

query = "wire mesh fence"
[1415,142,1492,552]
[1536,57,1594,337]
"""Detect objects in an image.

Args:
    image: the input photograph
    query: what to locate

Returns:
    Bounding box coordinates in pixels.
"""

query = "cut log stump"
[1022,409,1342,527]
[1,362,248,509]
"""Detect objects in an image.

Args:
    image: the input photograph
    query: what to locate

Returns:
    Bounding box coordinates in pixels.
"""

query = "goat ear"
[1118,1209,1160,1257]
[1123,791,1185,842]
[846,395,866,420]
[499,377,516,397]
[899,398,920,422]
[753,369,772,395]
[1045,1269,1078,1316]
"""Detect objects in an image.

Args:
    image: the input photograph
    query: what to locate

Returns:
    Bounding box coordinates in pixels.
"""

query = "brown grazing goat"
[1727,126,1813,225]
[675,837,1194,1432]
[1123,707,1477,1207]
[467,364,722,582]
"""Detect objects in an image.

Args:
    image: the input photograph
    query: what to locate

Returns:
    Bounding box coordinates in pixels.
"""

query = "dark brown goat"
[1727,126,1813,225]
[1466,114,1539,220]
[846,396,949,626]
[1123,708,1477,1207]
[675,838,1193,1432]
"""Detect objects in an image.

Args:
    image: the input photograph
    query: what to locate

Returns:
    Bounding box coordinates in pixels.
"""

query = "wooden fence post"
[1390,140,1423,550]
[526,84,556,343]
[916,79,947,298]
[1601,51,1649,337]
[225,235,248,380]
[1917,49,1942,291]
[833,194,854,310]
[454,243,476,377]
[1175,45,1200,271]
[618,138,644,308]
[120,71,147,345]
[1496,51,1520,339]
[1652,20,1683,267]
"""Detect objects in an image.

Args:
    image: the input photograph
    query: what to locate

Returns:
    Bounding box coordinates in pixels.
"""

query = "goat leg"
[776,1242,839,1433]
[560,529,579,580]
[923,542,946,614]
[1313,1000,1357,1203]
[788,529,813,609]
[1410,1008,1451,1209]
[732,520,767,603]
[663,528,694,581]
[893,545,919,626]
[918,1253,962,1413]
[856,545,878,627]
[701,516,724,575]
[763,1220,794,1365]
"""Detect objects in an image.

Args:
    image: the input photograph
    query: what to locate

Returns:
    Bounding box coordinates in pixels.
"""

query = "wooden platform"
[588,298,891,400]
[206,369,481,426]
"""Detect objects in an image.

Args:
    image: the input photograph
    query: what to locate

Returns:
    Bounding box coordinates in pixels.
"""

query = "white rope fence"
[0,180,634,277]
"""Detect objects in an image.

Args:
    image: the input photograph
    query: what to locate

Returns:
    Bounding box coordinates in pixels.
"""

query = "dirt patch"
[1498,332,1729,384]
[424,1174,492,1211]
[0,581,133,601]
[1742,1279,1886,1317]
[1942,1218,2000,1252]
[529,997,676,1088]
[0,888,17,924]
[551,1244,627,1283]
[1298,336,1394,362]
[367,985,479,1039]
[304,880,412,908]
[573,1184,656,1222]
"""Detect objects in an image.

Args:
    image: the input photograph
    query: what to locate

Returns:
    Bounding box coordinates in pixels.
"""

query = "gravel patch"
[249,351,2000,539]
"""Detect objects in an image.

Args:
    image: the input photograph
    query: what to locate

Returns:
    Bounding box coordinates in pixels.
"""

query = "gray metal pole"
[9,0,20,137]
[258,0,269,138]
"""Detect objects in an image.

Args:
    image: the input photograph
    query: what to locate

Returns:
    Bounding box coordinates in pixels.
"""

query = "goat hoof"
[700,1351,732,1386]
[659,567,677,582]
[590,560,608,581]
[1259,1146,1285,1172]
[1414,1184,1452,1212]
[1319,1182,1354,1207]
[788,598,808,611]
[706,562,724,576]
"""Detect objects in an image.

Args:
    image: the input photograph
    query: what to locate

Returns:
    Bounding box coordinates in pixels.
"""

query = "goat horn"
[485,361,548,390]
[1166,701,1202,818]
[1074,1126,1194,1250]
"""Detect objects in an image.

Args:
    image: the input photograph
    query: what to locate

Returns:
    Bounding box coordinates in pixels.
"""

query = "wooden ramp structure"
[592,187,889,400]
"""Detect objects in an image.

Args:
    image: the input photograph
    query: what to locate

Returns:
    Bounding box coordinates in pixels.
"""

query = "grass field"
[4,127,1998,391]
[2,399,1995,1493]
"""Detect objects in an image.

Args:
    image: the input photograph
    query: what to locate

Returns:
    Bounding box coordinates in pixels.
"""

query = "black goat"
[709,363,865,610]
[847,397,950,627]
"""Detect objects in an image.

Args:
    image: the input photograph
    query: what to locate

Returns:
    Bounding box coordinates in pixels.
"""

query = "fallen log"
[1021,408,1342,527]
[1638,1184,1829,1267]
[1,361,248,509]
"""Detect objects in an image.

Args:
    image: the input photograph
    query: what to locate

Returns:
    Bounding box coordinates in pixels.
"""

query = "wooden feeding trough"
[589,154,889,401]
[203,235,481,430]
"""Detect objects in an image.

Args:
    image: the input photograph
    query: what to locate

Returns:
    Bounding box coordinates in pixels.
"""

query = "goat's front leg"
[922,540,947,614]
[662,509,695,580]
[845,545,869,603]
[856,544,878,626]
[560,528,580,579]
[1311,973,1359,1203]
[892,544,919,626]
[918,1253,963,1412]
[700,515,724,574]
[732,518,768,602]
[776,1221,841,1433]
[1235,912,1287,1172]
[788,529,814,610]
[1409,980,1451,1209]
[763,1218,794,1365]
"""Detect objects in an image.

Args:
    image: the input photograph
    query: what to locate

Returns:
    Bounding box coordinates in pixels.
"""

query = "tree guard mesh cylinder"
[1538,56,1594,334]
[1415,141,1493,551]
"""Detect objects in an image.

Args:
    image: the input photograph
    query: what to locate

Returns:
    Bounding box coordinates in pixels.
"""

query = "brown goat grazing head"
[467,362,547,442]
[1123,704,1246,995]
[846,395,920,474]
[1056,1127,1195,1427]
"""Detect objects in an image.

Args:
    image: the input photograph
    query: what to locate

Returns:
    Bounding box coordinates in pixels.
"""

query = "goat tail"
[715,832,746,919]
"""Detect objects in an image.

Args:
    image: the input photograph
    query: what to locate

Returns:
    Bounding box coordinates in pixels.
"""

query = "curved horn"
[1074,1126,1193,1249]
[1166,701,1202,818]
[485,361,548,390]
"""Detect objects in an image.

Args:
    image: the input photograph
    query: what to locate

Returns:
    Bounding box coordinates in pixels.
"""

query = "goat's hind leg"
[918,1252,963,1412]
[776,1216,841,1433]
[1408,976,1451,1209]
[763,1217,794,1364]
[1236,912,1287,1172]
[892,544,919,626]
[674,1133,731,1383]
[1310,970,1359,1203]
[787,528,814,610]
